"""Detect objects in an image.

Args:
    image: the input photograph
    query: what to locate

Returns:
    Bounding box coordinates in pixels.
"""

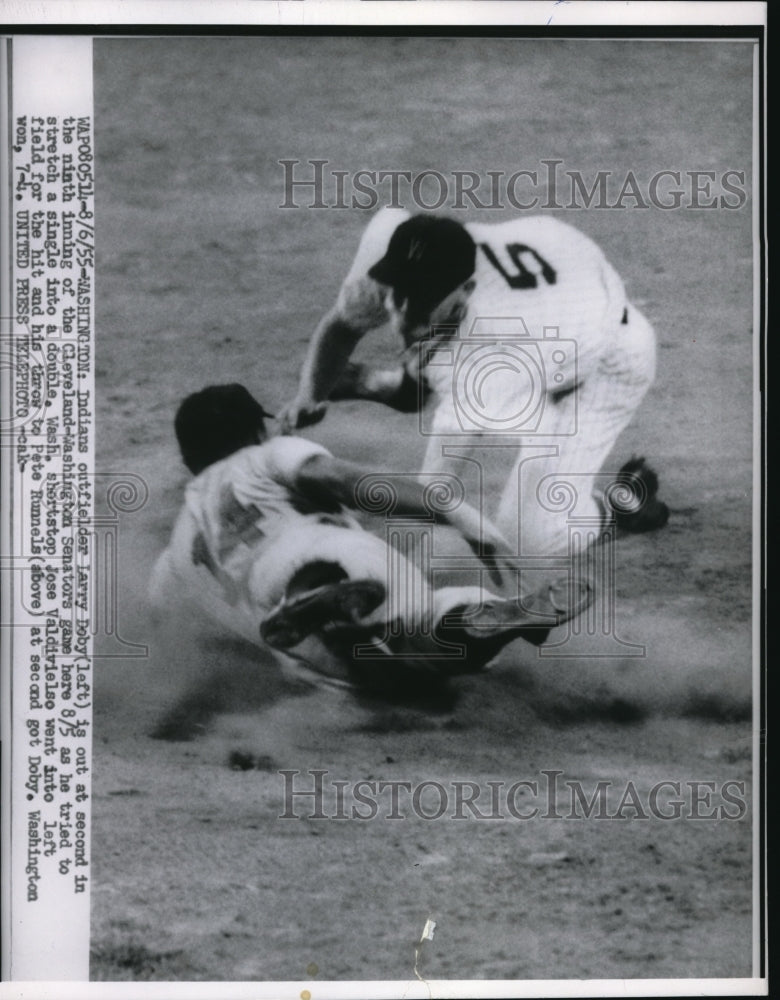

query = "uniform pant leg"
[245,522,433,630]
[495,304,657,557]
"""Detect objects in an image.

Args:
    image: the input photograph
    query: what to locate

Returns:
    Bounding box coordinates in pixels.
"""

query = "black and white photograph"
[1,2,766,994]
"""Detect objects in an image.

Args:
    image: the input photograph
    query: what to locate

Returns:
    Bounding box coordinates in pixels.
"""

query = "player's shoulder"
[264,434,330,461]
[191,438,333,497]
[352,207,411,262]
[190,440,288,485]
[362,206,411,237]
[263,435,333,483]
[341,207,411,300]
[466,214,605,254]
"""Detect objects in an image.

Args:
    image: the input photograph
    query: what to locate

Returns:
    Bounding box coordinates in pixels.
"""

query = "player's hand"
[277,397,328,435]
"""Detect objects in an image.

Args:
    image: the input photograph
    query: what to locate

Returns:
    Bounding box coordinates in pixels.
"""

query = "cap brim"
[367,256,397,287]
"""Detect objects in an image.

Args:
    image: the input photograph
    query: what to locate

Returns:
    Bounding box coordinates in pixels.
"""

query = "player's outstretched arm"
[278,309,367,433]
[279,211,402,433]
[329,362,427,413]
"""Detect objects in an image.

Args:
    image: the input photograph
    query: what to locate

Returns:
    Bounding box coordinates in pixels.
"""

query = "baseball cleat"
[260,578,386,649]
[443,576,593,648]
[611,457,670,533]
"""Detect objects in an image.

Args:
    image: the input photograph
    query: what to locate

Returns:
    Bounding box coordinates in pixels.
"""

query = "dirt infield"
[90,37,756,982]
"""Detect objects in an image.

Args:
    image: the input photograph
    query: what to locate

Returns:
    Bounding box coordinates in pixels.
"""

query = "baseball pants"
[420,304,656,557]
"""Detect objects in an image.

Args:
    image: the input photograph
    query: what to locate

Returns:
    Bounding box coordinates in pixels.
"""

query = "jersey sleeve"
[334,207,411,330]
[260,436,333,490]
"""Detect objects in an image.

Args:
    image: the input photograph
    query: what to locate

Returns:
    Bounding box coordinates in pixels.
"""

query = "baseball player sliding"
[278,209,668,557]
[150,384,593,700]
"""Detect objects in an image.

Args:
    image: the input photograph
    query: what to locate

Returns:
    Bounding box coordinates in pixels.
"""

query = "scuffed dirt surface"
[90,38,756,983]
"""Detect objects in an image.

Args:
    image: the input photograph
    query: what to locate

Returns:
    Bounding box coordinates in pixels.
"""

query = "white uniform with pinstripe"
[335,209,656,556]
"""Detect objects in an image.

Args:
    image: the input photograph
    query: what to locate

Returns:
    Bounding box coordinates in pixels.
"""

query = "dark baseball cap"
[368,215,476,314]
[175,383,275,474]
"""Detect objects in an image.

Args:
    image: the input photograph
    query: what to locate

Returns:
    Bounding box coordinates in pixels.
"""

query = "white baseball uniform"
[333,208,656,556]
[149,435,490,663]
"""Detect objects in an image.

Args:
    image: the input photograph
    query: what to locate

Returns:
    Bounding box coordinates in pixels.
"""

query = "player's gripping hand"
[277,397,328,435]
[446,504,515,588]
